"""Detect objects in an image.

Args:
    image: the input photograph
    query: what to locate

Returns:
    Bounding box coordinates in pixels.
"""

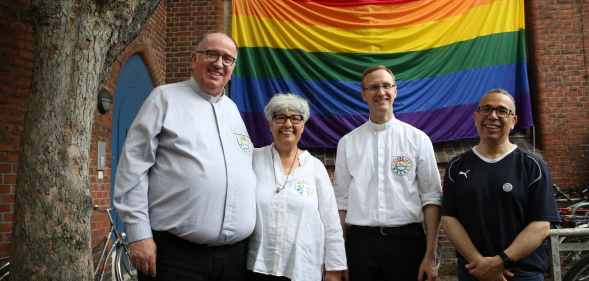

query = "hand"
[129,238,157,277]
[418,254,438,281]
[324,270,344,281]
[466,256,504,281]
[502,269,514,280]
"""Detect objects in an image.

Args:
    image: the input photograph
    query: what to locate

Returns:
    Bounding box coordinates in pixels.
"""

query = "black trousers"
[346,223,426,281]
[246,271,291,281]
[138,231,248,281]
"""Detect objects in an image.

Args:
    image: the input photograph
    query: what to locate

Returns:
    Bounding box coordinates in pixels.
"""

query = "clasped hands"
[466,256,514,281]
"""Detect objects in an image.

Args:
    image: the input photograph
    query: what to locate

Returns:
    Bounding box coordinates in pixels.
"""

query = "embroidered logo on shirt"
[502,183,513,192]
[391,156,412,176]
[294,180,311,196]
[458,170,471,179]
[234,134,252,152]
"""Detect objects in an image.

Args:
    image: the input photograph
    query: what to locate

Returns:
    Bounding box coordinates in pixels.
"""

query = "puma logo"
[458,170,470,179]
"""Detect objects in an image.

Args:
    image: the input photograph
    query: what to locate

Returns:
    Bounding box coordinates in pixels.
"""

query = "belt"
[152,230,247,250]
[349,223,423,236]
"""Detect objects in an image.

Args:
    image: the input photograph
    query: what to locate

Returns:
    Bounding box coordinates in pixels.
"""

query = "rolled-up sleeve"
[416,135,442,207]
[113,89,165,242]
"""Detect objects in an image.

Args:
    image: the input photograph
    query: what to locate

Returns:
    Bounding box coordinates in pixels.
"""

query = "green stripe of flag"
[234,30,527,82]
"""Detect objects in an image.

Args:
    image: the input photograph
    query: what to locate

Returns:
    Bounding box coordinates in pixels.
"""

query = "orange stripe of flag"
[233,0,496,29]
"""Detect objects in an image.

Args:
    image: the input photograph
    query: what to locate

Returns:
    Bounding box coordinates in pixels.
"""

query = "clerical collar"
[190,77,224,103]
[368,117,395,131]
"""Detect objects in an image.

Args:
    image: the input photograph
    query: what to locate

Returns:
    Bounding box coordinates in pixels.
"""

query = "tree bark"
[12,1,160,280]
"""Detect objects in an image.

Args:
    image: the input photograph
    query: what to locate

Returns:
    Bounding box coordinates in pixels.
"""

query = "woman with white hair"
[246,94,347,281]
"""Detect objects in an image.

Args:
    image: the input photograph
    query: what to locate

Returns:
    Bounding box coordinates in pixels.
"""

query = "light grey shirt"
[113,78,256,245]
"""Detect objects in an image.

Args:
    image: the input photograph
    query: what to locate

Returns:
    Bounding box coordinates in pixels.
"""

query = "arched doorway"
[111,54,154,230]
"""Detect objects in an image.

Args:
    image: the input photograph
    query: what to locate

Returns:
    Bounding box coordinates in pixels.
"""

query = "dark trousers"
[346,223,426,281]
[138,231,248,281]
[246,271,291,281]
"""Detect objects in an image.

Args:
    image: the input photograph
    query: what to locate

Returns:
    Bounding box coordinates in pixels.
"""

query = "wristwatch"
[498,251,515,268]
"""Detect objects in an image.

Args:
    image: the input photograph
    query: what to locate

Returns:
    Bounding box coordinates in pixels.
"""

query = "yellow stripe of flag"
[232,0,524,53]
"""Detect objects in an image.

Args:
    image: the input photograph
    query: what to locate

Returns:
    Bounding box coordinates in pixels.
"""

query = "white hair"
[264,93,310,122]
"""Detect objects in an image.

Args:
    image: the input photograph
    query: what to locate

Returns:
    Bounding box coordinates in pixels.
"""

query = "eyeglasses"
[476,106,514,118]
[195,50,236,66]
[272,114,304,125]
[363,83,396,93]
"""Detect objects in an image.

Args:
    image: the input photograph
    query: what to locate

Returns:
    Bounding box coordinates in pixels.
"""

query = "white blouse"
[247,145,347,281]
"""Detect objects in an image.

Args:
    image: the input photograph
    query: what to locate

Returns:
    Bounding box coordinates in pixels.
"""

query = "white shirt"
[334,118,442,226]
[248,145,347,281]
[113,78,256,245]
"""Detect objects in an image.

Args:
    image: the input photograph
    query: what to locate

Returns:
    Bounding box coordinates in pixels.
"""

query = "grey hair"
[264,93,310,122]
[482,88,516,113]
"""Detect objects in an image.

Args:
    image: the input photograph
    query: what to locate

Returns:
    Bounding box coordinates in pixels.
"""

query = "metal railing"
[549,228,589,281]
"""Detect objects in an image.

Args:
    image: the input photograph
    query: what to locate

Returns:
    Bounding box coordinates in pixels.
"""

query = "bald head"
[196,32,237,53]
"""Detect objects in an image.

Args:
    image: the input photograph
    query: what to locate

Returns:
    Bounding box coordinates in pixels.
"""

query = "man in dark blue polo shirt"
[442,89,560,281]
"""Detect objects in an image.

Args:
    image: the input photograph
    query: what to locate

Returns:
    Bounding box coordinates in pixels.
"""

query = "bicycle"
[551,184,589,281]
[0,206,136,281]
[93,205,137,281]
[562,199,589,281]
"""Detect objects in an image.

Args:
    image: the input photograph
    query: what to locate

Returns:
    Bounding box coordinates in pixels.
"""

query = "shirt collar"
[189,77,224,104]
[472,145,518,163]
[368,117,395,132]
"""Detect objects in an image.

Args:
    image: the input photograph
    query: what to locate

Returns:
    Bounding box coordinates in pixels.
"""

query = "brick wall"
[526,1,589,189]
[166,0,227,83]
[0,0,32,257]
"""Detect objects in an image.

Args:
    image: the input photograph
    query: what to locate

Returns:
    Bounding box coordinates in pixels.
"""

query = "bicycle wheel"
[564,254,589,281]
[114,244,137,281]
[0,256,9,281]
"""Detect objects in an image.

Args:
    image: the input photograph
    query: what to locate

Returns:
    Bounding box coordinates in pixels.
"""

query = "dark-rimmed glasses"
[363,83,396,93]
[195,50,236,66]
[476,106,514,118]
[272,114,304,125]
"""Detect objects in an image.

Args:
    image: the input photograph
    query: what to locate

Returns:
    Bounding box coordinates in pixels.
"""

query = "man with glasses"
[441,89,560,281]
[334,65,442,281]
[114,32,256,281]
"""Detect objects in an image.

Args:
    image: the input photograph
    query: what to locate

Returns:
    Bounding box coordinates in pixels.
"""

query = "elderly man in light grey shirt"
[114,33,256,281]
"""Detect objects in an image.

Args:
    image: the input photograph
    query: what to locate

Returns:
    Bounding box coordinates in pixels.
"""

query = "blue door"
[111,55,154,231]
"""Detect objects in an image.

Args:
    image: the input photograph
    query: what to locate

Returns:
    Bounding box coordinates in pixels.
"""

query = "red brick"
[0,164,10,173]
[0,185,12,194]
[2,214,14,222]
[526,1,589,188]
[0,195,15,204]
[1,175,15,185]
[0,243,13,257]
[0,223,12,233]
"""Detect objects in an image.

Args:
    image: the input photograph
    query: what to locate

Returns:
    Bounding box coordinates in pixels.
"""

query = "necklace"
[271,145,298,194]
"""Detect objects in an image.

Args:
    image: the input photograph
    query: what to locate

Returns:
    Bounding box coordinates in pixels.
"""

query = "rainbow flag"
[230,0,531,149]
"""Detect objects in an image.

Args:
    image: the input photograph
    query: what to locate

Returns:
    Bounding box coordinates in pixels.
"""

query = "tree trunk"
[12,1,159,280]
